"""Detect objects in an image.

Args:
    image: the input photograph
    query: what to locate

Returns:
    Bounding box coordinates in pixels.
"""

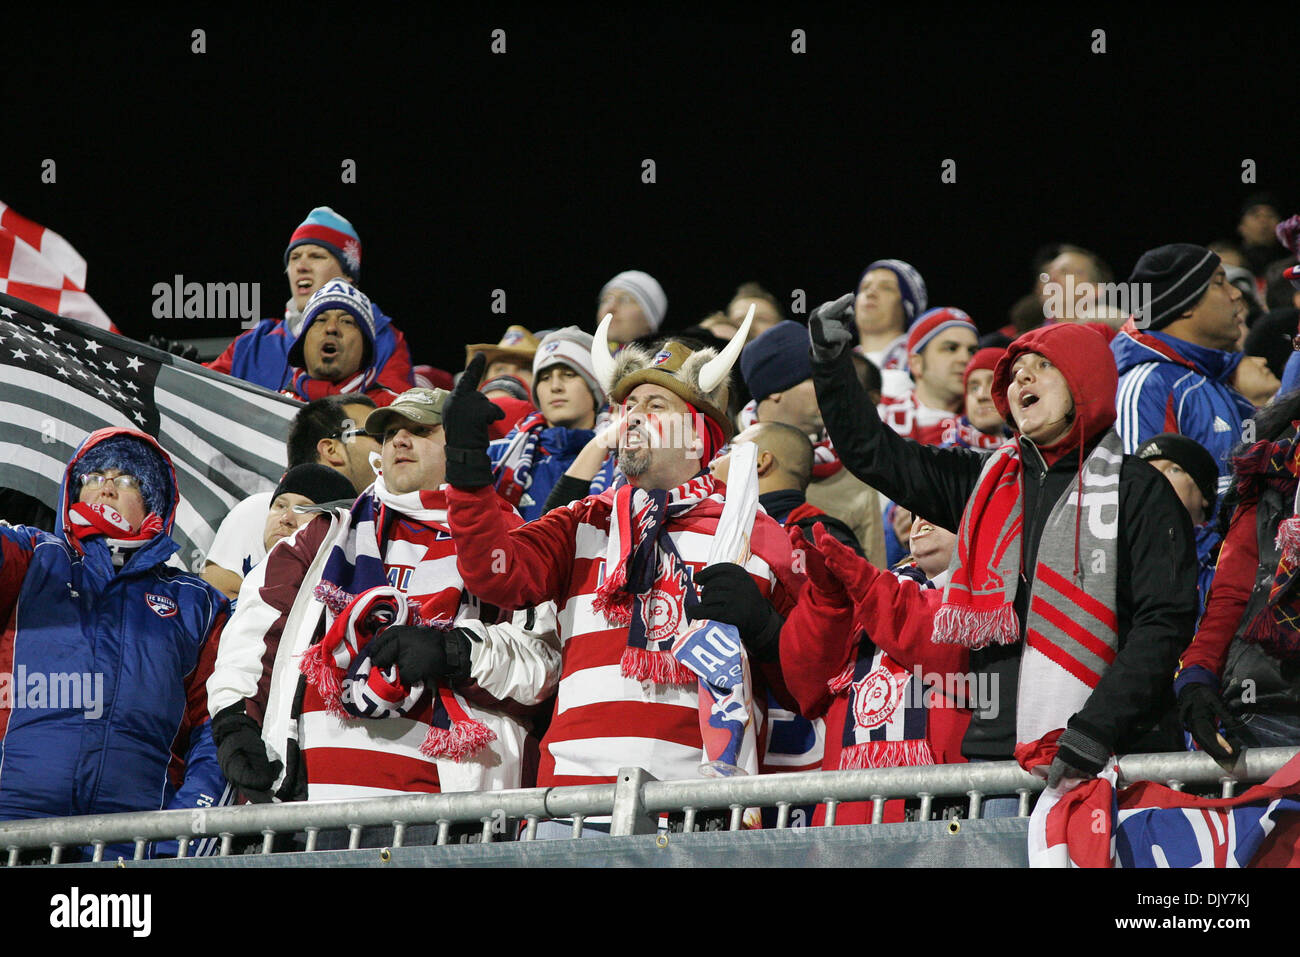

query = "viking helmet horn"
[697,302,754,395]
[591,312,617,390]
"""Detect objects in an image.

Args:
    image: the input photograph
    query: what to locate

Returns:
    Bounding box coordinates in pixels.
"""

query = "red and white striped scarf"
[298,480,516,761]
[67,501,162,542]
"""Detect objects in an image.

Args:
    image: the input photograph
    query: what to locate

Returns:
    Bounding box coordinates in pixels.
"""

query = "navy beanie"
[1128,244,1221,330]
[740,320,813,402]
[74,435,172,519]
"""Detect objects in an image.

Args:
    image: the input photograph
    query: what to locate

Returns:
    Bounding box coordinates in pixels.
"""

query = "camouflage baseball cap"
[364,388,450,436]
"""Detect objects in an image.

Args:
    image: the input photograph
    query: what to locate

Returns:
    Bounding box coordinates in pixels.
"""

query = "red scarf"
[67,501,162,542]
[931,442,1024,648]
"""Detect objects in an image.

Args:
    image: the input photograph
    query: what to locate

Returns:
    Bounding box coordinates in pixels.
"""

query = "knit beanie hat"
[532,326,606,409]
[284,206,362,281]
[272,463,357,506]
[73,433,172,519]
[1135,432,1218,515]
[860,259,928,326]
[963,346,1006,391]
[740,320,812,402]
[1127,244,1220,330]
[600,270,668,334]
[480,373,531,402]
[1244,308,1299,379]
[907,307,976,356]
[288,279,378,369]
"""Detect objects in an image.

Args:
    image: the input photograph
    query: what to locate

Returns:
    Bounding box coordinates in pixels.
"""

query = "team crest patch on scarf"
[829,570,938,772]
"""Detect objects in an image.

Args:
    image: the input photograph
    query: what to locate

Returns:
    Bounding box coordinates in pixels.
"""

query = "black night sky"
[3,7,1296,374]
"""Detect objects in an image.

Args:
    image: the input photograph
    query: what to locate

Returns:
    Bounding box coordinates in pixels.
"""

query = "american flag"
[0,292,299,570]
[0,201,114,331]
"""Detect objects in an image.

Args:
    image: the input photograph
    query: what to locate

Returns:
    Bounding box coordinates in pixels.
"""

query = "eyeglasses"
[337,427,370,442]
[79,472,140,490]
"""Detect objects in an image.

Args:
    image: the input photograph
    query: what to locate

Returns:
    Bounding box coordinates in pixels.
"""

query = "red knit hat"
[991,323,1118,448]
[963,346,1005,391]
[906,307,976,356]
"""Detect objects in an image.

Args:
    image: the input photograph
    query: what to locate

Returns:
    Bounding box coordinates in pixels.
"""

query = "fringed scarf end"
[419,718,497,762]
[838,739,935,771]
[620,646,697,685]
[932,602,1019,649]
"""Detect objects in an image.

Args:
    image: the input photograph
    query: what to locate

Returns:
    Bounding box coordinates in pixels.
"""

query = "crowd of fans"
[3,195,1300,853]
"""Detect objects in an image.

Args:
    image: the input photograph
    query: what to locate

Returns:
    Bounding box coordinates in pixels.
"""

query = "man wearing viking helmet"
[442,311,804,815]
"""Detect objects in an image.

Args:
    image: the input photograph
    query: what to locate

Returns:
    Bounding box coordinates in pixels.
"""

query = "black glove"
[1046,724,1110,789]
[211,702,283,799]
[441,353,505,488]
[147,333,199,361]
[1177,682,1244,768]
[807,293,857,362]
[687,563,784,662]
[368,625,474,686]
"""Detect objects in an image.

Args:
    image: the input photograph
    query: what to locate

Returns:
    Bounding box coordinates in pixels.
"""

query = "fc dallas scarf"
[1234,423,1300,658]
[933,430,1123,743]
[67,501,162,542]
[828,565,937,770]
[592,473,724,684]
[297,479,513,761]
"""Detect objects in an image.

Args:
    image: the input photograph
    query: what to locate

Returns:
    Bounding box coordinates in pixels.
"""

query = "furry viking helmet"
[591,304,755,440]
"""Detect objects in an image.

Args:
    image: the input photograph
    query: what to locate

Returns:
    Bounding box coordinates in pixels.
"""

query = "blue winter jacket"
[1112,327,1254,501]
[487,423,616,522]
[206,301,412,399]
[0,428,230,856]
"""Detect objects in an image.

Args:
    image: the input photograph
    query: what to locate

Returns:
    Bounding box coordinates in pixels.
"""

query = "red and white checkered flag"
[0,200,116,331]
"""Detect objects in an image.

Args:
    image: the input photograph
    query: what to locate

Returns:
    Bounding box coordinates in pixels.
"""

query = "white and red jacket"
[877,390,962,447]
[446,482,802,788]
[206,481,560,799]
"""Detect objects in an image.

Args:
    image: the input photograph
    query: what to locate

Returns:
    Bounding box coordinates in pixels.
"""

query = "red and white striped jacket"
[446,482,801,788]
[207,488,560,799]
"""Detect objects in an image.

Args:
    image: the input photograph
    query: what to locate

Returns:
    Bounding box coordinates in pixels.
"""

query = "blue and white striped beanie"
[289,279,378,367]
[861,259,929,327]
[600,270,668,333]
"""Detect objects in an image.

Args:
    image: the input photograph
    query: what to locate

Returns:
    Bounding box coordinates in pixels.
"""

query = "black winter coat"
[812,348,1199,759]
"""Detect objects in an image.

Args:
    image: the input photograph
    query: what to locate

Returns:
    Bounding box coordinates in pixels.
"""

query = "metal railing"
[2,747,1294,865]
